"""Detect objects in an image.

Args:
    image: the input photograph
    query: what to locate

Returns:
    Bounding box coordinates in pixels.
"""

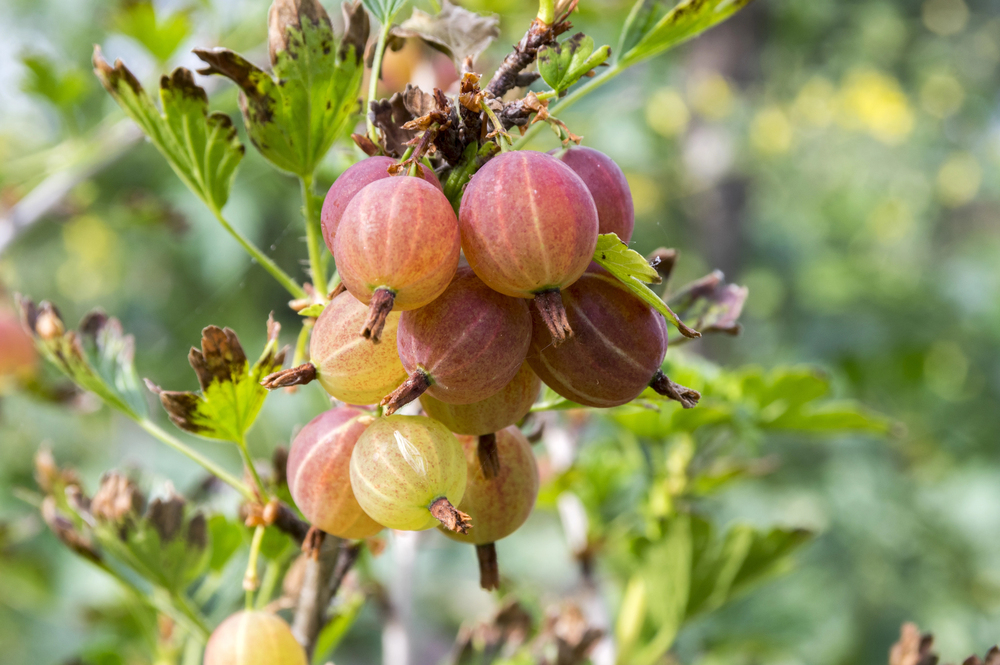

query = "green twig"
[209,206,306,300]
[244,525,266,609]
[300,175,329,297]
[366,23,393,146]
[237,435,270,502]
[137,419,255,502]
[537,0,555,24]
[512,63,625,149]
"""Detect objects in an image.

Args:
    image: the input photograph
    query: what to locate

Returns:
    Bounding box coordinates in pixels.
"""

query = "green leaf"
[146,317,287,443]
[194,0,366,176]
[686,516,811,618]
[537,34,611,95]
[207,515,243,572]
[93,48,244,212]
[633,514,691,665]
[17,299,147,419]
[617,0,664,60]
[298,303,327,317]
[620,0,757,67]
[592,233,701,339]
[363,0,408,25]
[21,54,89,109]
[113,1,192,63]
[312,591,365,663]
[764,400,893,434]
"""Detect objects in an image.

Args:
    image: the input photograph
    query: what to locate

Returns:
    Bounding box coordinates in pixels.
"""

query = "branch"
[292,533,342,657]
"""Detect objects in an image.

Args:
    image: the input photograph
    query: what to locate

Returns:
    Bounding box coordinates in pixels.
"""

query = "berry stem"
[366,22,393,146]
[476,543,501,591]
[137,418,255,502]
[534,289,573,344]
[477,433,500,479]
[361,288,396,342]
[209,206,306,300]
[244,524,266,608]
[512,62,625,150]
[649,370,701,408]
[300,174,329,297]
[429,497,473,534]
[261,363,317,390]
[480,99,513,152]
[237,434,270,502]
[379,369,432,415]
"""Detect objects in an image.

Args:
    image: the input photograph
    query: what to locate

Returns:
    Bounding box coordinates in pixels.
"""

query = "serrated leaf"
[113,1,192,63]
[298,303,327,317]
[17,298,146,419]
[93,48,244,212]
[363,0,408,25]
[146,317,287,442]
[592,233,701,338]
[194,0,365,176]
[621,0,756,67]
[537,34,611,94]
[396,0,499,69]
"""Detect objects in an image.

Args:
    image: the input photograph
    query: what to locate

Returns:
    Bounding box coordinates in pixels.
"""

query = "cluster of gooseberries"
[258,145,696,597]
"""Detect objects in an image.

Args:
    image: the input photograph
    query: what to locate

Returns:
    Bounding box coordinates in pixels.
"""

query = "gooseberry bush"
[9,0,894,663]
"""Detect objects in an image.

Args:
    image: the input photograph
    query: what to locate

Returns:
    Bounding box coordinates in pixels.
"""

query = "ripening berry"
[349,415,470,533]
[381,267,532,415]
[550,146,635,242]
[203,611,306,665]
[334,177,460,342]
[528,266,686,408]
[419,363,541,436]
[287,407,383,539]
[309,290,407,405]
[441,426,539,590]
[321,157,442,253]
[458,150,598,344]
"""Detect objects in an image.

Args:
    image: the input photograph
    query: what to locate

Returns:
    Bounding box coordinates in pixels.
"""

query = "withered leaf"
[667,270,748,336]
[146,315,287,442]
[396,0,500,70]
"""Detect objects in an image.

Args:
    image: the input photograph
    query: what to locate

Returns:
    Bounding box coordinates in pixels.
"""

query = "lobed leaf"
[145,316,287,443]
[396,0,499,69]
[620,0,757,67]
[93,47,244,212]
[537,34,611,95]
[17,298,147,419]
[592,233,701,338]
[194,0,366,177]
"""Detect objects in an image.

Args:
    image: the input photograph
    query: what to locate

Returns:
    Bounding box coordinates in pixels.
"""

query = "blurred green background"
[1,0,998,663]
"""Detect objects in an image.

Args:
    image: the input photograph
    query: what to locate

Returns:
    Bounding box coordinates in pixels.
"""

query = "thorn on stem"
[302,526,326,559]
[429,497,472,534]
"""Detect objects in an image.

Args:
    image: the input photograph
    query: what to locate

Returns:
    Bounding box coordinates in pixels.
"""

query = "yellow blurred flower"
[920,72,964,118]
[793,77,836,127]
[936,152,981,207]
[687,73,733,120]
[837,68,914,144]
[646,88,690,138]
[750,106,794,155]
[922,0,969,36]
[868,198,915,244]
[57,215,121,301]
